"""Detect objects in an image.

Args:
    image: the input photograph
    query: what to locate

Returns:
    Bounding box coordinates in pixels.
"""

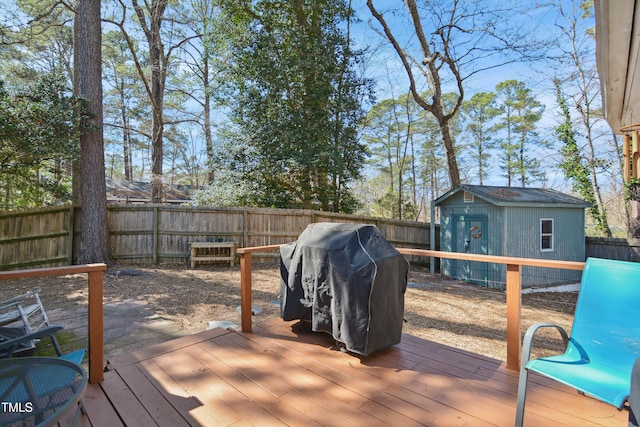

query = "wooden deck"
[69,318,628,427]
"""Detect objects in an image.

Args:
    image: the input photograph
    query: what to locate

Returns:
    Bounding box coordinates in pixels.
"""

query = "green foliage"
[0,0,74,84]
[554,80,610,237]
[371,189,419,220]
[102,29,150,183]
[190,178,251,207]
[461,91,502,184]
[361,91,457,220]
[495,80,546,186]
[0,74,85,209]
[34,329,81,358]
[580,0,594,19]
[226,0,371,212]
[362,95,420,220]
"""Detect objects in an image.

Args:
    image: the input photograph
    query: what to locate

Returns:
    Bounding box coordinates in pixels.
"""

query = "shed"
[433,184,591,289]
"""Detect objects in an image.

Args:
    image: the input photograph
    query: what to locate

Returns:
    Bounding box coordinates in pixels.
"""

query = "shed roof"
[433,185,591,208]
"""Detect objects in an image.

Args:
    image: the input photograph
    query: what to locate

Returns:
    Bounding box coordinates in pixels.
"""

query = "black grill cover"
[280,223,408,356]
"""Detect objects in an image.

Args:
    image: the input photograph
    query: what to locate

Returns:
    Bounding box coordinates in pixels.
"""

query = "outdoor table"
[0,357,87,427]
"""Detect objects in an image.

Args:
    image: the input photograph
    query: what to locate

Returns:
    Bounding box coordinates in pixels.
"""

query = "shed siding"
[438,191,503,254]
[503,207,584,287]
[437,192,505,287]
[436,189,586,290]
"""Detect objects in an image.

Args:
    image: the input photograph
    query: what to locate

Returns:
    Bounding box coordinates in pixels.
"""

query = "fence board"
[586,237,640,262]
[108,206,155,263]
[0,206,73,269]
[1,205,435,269]
[8,205,640,270]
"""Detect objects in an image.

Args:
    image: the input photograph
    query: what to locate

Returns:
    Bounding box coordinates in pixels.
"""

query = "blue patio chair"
[515,257,640,426]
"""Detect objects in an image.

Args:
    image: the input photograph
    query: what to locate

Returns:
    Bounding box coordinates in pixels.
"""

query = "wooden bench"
[189,242,237,268]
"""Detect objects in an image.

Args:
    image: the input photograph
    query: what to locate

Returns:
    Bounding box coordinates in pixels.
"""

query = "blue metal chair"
[515,257,640,426]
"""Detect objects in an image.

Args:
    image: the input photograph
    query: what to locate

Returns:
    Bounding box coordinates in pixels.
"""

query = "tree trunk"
[581,107,612,237]
[202,51,214,185]
[150,11,164,203]
[120,82,132,181]
[439,115,461,188]
[74,0,113,265]
[367,0,461,189]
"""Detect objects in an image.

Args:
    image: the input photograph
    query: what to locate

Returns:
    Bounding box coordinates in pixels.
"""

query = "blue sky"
[350,1,604,189]
[351,1,587,100]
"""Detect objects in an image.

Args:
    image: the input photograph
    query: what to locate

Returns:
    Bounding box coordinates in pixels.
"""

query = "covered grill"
[279,223,408,356]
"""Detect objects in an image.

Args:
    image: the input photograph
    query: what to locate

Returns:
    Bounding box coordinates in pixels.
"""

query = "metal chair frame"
[515,257,640,426]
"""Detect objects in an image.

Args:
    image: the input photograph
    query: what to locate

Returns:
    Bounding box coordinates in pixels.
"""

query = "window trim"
[540,218,554,252]
[463,192,474,203]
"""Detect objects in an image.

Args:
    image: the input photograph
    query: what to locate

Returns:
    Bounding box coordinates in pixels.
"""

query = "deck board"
[77,318,629,426]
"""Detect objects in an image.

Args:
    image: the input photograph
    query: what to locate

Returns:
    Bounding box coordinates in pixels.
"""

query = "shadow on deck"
[72,318,626,426]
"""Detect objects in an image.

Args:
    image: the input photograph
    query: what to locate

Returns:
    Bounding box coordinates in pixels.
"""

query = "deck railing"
[0,263,107,384]
[237,245,585,371]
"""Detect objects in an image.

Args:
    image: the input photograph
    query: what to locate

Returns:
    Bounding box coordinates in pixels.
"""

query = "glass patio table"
[0,357,87,427]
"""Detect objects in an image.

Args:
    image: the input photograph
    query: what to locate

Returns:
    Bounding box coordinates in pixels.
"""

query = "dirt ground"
[0,262,577,361]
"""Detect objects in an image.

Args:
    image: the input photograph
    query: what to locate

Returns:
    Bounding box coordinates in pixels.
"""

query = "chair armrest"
[521,322,570,368]
[0,325,64,358]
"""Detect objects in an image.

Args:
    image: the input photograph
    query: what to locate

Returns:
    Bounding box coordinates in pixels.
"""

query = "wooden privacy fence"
[586,236,640,261]
[0,206,75,270]
[108,205,434,264]
[237,245,585,372]
[0,205,436,270]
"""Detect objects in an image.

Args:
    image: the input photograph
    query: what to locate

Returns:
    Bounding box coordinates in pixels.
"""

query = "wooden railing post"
[0,264,107,383]
[505,263,522,371]
[396,248,583,370]
[237,246,582,370]
[87,269,104,384]
[240,252,253,332]
[237,244,283,332]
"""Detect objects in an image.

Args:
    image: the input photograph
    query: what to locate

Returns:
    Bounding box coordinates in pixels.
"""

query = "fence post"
[506,263,522,371]
[153,206,159,264]
[68,205,75,264]
[243,209,248,248]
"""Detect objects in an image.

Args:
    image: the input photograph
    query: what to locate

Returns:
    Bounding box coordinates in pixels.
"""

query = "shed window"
[540,219,554,251]
[463,192,474,203]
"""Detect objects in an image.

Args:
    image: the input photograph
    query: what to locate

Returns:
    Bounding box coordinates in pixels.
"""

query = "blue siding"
[503,207,584,287]
[437,190,585,289]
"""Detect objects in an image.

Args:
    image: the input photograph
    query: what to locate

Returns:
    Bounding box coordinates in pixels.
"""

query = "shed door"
[452,215,488,286]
